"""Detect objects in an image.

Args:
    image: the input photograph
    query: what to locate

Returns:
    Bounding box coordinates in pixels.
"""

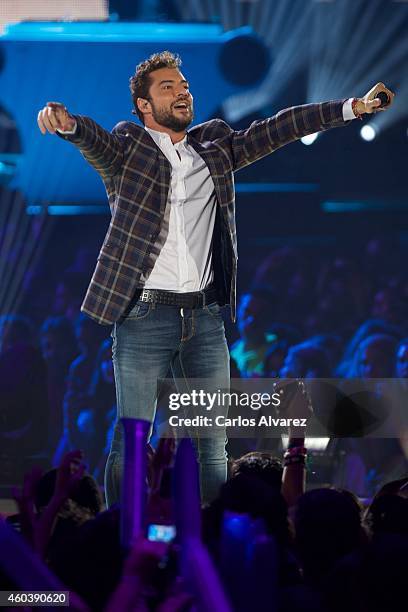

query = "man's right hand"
[37,101,76,134]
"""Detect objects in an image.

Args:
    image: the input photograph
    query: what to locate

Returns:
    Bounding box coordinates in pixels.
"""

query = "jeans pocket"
[127,299,154,320]
[204,301,222,319]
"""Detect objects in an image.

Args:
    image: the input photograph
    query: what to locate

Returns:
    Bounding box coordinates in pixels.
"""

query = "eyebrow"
[158,79,189,86]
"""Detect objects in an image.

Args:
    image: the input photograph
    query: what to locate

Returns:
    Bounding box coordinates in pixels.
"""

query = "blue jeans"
[105,299,229,507]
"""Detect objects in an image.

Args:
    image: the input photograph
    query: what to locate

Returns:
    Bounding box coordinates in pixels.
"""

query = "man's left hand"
[355,82,395,115]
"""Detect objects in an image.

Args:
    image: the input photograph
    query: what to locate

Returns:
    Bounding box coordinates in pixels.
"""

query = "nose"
[176,88,190,100]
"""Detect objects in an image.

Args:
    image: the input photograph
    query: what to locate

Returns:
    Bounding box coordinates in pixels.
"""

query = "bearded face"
[150,96,194,132]
[138,67,194,132]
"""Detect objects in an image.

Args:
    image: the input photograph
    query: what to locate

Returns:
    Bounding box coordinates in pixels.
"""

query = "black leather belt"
[138,285,218,308]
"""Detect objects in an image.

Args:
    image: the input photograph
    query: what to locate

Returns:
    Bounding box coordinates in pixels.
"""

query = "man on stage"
[37,51,394,506]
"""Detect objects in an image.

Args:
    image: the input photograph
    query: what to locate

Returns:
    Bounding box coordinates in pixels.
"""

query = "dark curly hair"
[129,51,182,123]
[232,451,283,490]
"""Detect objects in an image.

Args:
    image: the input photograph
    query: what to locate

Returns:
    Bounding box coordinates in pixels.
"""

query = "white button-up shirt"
[144,100,356,293]
[144,127,217,292]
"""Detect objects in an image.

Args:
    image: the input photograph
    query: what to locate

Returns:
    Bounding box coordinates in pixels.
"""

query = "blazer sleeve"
[216,99,351,172]
[56,115,135,179]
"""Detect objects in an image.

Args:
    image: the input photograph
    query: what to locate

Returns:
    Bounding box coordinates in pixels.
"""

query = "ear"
[136,97,151,117]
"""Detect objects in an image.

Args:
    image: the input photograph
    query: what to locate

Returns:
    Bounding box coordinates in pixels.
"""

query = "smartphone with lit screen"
[147,524,176,543]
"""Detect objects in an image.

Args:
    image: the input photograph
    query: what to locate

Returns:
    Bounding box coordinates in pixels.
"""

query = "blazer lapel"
[142,129,171,214]
[157,152,171,214]
[187,133,224,210]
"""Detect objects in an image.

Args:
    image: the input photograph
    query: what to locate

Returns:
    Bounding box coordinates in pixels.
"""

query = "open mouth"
[173,102,190,111]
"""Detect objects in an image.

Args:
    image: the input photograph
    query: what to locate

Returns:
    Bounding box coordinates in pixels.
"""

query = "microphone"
[376,91,390,107]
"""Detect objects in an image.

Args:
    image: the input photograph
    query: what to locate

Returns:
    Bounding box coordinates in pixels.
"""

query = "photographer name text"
[168,415,308,428]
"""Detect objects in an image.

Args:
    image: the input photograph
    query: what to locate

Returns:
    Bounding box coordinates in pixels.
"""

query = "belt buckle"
[141,289,151,302]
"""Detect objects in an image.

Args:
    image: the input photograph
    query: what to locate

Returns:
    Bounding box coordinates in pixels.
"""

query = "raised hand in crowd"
[106,538,170,612]
[13,450,86,557]
[149,436,176,493]
[275,380,313,508]
[107,535,194,612]
[147,437,176,526]
[12,465,44,545]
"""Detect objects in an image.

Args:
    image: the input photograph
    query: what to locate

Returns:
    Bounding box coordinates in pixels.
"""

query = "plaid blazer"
[60,100,349,325]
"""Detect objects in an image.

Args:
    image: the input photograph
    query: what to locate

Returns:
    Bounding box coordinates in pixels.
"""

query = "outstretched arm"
[37,101,126,179]
[221,82,395,171]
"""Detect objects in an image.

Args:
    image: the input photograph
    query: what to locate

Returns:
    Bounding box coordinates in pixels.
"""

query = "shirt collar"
[145,126,187,148]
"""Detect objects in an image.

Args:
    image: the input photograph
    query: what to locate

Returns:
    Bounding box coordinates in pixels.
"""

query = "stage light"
[205,0,316,122]
[307,0,407,133]
[219,29,270,87]
[360,125,376,142]
[301,132,319,146]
